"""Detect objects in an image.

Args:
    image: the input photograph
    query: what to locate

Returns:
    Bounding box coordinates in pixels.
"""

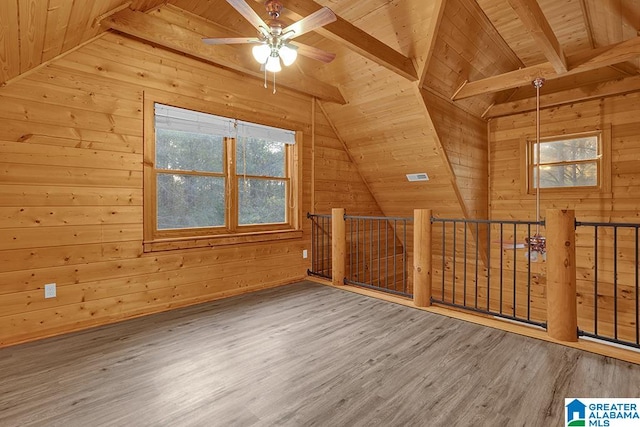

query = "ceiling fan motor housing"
[265,0,283,18]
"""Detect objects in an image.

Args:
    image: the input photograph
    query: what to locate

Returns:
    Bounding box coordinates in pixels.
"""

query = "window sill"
[525,189,613,198]
[143,229,303,253]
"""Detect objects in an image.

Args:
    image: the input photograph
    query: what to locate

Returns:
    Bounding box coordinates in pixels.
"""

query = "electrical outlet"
[302,249,308,259]
[44,283,56,299]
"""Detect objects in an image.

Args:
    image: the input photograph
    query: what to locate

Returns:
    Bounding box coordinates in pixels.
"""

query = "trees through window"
[528,133,601,190]
[144,100,300,249]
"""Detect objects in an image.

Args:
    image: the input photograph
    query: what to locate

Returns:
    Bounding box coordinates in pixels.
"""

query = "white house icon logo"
[566,397,640,426]
[566,399,587,426]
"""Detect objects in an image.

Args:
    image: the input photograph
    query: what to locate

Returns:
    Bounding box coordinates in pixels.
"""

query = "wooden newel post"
[413,209,432,307]
[546,209,578,342]
[331,208,346,286]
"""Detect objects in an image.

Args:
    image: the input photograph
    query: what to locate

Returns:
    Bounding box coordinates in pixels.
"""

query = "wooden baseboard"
[306,276,640,365]
[1,277,305,349]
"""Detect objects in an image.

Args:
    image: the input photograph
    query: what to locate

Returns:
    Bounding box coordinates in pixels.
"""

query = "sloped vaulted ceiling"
[2,0,640,220]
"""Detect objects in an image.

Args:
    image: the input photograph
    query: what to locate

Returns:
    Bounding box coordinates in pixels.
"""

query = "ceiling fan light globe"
[279,45,298,66]
[265,55,282,72]
[252,44,271,64]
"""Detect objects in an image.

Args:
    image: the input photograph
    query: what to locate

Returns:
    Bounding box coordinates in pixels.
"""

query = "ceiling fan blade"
[226,0,269,32]
[282,7,336,40]
[203,37,262,45]
[290,42,336,63]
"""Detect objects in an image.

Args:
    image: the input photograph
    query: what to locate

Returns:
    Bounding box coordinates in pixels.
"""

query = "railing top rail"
[307,213,332,219]
[576,221,640,228]
[431,217,544,226]
[344,214,413,221]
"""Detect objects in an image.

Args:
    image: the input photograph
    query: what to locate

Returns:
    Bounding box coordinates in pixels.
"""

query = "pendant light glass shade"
[279,45,298,66]
[265,54,282,72]
[252,44,271,64]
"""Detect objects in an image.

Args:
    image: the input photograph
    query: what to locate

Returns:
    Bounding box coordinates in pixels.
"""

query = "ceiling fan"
[202,0,337,74]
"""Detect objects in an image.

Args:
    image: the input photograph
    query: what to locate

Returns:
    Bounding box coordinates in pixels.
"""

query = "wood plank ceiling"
[3,1,640,109]
[2,0,640,219]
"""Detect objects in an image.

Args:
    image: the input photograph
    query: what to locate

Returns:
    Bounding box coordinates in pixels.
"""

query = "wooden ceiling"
[2,0,640,117]
[2,0,640,222]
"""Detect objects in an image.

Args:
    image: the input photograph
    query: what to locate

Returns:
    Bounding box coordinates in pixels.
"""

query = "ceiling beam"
[486,74,640,118]
[464,0,524,70]
[418,0,447,88]
[507,0,567,73]
[578,0,595,49]
[577,0,638,77]
[102,8,346,104]
[254,0,418,81]
[453,36,640,100]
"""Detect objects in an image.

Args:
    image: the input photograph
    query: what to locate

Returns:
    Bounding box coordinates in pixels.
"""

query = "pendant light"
[527,77,547,261]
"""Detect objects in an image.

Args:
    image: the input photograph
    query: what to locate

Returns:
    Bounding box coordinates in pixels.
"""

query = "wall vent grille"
[406,173,429,182]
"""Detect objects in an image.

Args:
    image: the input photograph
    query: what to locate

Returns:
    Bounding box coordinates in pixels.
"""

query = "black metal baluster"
[386,221,389,289]
[499,223,504,315]
[594,226,598,336]
[487,222,491,312]
[464,221,468,307]
[452,221,457,305]
[442,222,446,301]
[370,219,373,286]
[311,217,315,274]
[527,223,531,322]
[475,222,479,309]
[363,219,367,285]
[614,226,618,340]
[394,219,397,292]
[513,223,517,318]
[403,220,407,295]
[350,218,353,281]
[378,219,381,287]
[329,217,332,276]
[320,217,324,276]
[636,226,639,345]
[356,219,360,282]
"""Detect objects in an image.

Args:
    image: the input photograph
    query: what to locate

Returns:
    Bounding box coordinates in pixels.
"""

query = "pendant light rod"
[533,77,545,234]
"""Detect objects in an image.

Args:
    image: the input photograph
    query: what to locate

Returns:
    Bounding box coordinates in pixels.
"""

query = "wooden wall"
[0,32,376,347]
[490,93,640,343]
[312,103,383,216]
[0,0,166,84]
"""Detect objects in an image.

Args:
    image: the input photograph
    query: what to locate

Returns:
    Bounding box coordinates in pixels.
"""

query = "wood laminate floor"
[1,281,639,426]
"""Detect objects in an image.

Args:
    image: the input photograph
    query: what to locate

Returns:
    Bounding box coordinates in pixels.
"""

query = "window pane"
[236,137,285,177]
[156,129,224,173]
[238,178,286,225]
[535,136,598,164]
[533,162,598,188]
[157,174,225,229]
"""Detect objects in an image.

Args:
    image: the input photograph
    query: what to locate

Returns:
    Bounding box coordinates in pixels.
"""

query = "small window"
[527,133,601,191]
[143,94,302,251]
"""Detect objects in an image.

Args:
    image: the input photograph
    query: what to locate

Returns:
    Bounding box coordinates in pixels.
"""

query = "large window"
[143,94,301,251]
[525,129,610,193]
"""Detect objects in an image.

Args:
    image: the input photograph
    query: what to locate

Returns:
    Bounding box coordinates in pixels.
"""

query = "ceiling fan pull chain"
[264,67,268,89]
[273,72,277,94]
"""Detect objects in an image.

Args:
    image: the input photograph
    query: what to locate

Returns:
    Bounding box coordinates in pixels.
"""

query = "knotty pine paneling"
[0,0,167,85]
[490,93,640,343]
[312,105,383,216]
[422,0,522,117]
[0,32,376,347]
[319,72,465,220]
[422,90,488,221]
